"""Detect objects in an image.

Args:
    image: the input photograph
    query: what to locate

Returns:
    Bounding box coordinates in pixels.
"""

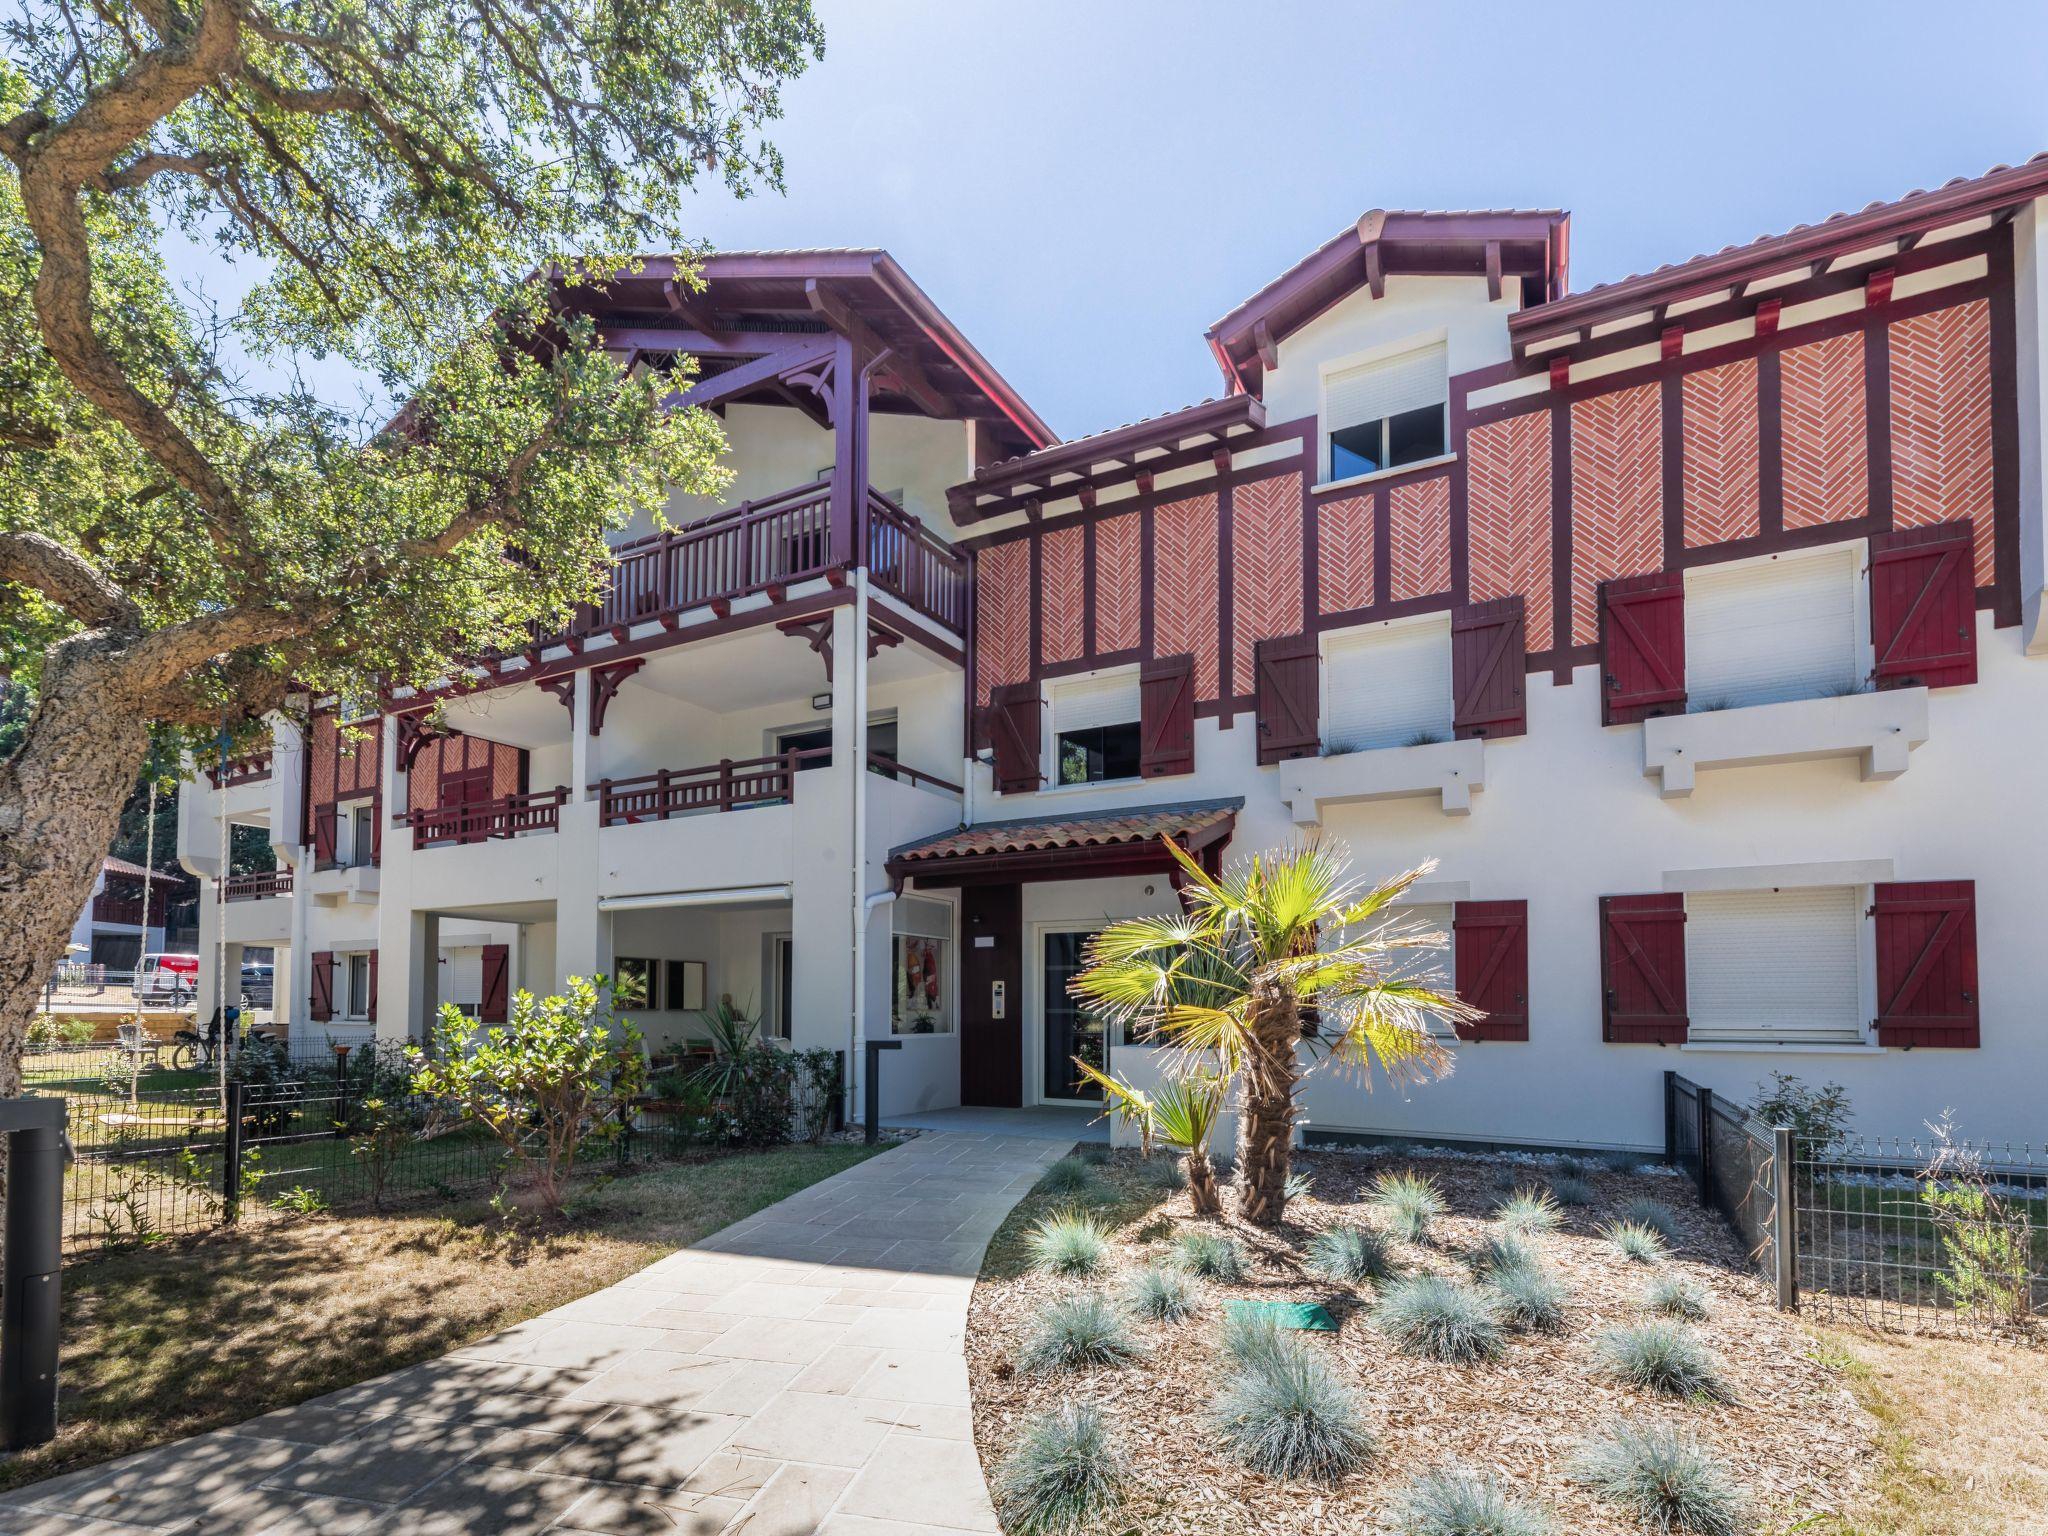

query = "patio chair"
[114,1021,162,1071]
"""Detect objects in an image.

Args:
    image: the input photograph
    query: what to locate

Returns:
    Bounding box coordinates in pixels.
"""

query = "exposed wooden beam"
[806,279,950,417]
[655,337,835,414]
[663,278,731,341]
[1485,241,1503,302]
[1253,320,1279,370]
[597,326,816,356]
[1364,241,1386,301]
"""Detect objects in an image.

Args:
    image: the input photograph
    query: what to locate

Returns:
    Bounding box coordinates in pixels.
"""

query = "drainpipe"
[849,573,871,1126]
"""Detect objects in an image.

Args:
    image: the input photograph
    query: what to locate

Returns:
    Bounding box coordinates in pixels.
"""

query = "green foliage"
[25,1015,94,1048]
[408,976,644,1213]
[1604,1222,1668,1264]
[1466,1232,1538,1278]
[1123,1266,1200,1324]
[1594,1323,1726,1399]
[1389,1464,1556,1536]
[687,997,763,1103]
[1643,1275,1710,1322]
[1142,1155,1187,1191]
[991,1404,1126,1536]
[1494,1187,1563,1234]
[1486,1264,1567,1333]
[1750,1072,1854,1154]
[1571,1419,1743,1536]
[1622,1198,1682,1242]
[1210,1340,1374,1481]
[1076,1143,1112,1166]
[271,1185,329,1217]
[1024,1210,1111,1278]
[1283,1169,1316,1203]
[348,1096,416,1211]
[1373,1276,1505,1363]
[1919,1118,2039,1325]
[1074,1065,1224,1215]
[1554,1155,1589,1179]
[1305,1224,1395,1284]
[1039,1156,1098,1197]
[1217,1306,1291,1370]
[1371,1169,1446,1242]
[1172,1229,1247,1281]
[1016,1295,1143,1375]
[1550,1176,1596,1207]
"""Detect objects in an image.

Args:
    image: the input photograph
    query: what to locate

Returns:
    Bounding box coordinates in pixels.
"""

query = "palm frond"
[1328,860,1440,930]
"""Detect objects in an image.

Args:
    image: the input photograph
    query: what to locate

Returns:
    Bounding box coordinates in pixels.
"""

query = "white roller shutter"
[1053,671,1140,734]
[1685,546,1861,710]
[1325,344,1448,433]
[1322,617,1454,753]
[1685,887,1862,1043]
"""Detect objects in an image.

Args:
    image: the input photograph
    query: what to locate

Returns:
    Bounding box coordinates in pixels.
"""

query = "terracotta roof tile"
[888,797,1243,865]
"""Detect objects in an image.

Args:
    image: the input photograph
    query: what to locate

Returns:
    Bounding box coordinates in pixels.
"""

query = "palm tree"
[1071,839,1472,1226]
[1077,1063,1228,1216]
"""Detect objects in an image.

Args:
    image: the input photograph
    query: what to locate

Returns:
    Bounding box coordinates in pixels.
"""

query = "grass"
[1210,1341,1374,1481]
[1304,1224,1394,1284]
[1604,1220,1668,1263]
[1024,1209,1112,1276]
[1466,1231,1538,1278]
[1494,1187,1563,1235]
[1594,1322,1727,1400]
[1172,1229,1247,1281]
[6,1143,881,1491]
[1485,1264,1567,1333]
[1038,1155,1099,1197]
[1124,1266,1200,1323]
[1371,1169,1447,1242]
[1218,1305,1292,1369]
[1622,1197,1682,1242]
[1643,1274,1710,1321]
[1390,1464,1556,1536]
[1373,1275,1506,1363]
[1549,1176,1595,1207]
[991,1404,1126,1536]
[1017,1295,1144,1374]
[1571,1418,1743,1536]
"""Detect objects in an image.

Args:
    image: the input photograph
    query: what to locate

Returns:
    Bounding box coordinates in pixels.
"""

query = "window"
[1686,545,1863,711]
[1324,343,1448,481]
[1322,615,1454,753]
[614,956,658,1010]
[1685,887,1863,1044]
[1051,672,1141,785]
[664,959,705,1013]
[768,936,793,1040]
[773,716,899,774]
[893,897,954,1036]
[1382,902,1458,1035]
[346,953,371,1019]
[349,803,376,868]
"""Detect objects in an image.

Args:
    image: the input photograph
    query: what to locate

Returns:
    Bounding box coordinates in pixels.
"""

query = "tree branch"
[0,531,138,629]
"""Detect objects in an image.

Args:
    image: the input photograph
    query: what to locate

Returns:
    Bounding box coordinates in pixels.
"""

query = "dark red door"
[959,883,1023,1107]
[440,766,494,843]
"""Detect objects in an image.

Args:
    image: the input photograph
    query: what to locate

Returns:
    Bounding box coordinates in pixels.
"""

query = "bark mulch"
[968,1146,1874,1536]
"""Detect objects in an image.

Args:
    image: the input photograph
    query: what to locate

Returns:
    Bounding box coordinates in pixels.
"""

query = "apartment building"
[182,157,2048,1148]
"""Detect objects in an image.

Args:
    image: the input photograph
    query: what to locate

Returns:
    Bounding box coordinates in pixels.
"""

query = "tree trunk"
[0,642,154,1097]
[1236,976,1301,1226]
[1185,1149,1222,1218]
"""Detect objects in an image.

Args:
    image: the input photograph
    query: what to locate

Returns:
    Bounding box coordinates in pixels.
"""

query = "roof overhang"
[886,799,1242,890]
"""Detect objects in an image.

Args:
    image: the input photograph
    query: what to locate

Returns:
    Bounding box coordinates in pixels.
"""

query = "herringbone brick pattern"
[1468,411,1553,649]
[1389,475,1453,601]
[973,538,1031,704]
[1152,492,1221,698]
[1682,357,1761,547]
[1570,382,1663,643]
[1317,493,1374,614]
[1092,512,1142,652]
[1037,525,1085,665]
[1230,475,1305,694]
[1782,331,1868,530]
[1891,298,1995,584]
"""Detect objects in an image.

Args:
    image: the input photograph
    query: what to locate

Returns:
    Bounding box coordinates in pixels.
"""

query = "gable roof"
[886,797,1242,886]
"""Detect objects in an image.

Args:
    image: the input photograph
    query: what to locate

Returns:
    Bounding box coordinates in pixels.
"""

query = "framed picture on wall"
[665,959,706,1012]
[615,956,658,1011]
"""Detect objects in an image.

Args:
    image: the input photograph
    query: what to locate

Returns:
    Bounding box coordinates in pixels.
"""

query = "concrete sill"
[308,864,380,907]
[1641,687,1929,799]
[1278,736,1485,823]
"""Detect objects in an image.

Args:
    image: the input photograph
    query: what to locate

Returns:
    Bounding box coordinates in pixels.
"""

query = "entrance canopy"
[885,797,1241,890]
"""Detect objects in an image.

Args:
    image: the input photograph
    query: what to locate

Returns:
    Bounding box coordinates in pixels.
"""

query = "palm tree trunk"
[1236,977,1300,1226]
[1185,1149,1221,1217]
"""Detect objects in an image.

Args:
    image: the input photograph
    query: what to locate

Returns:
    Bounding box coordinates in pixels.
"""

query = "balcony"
[205,753,273,788]
[597,750,959,828]
[90,892,148,926]
[409,786,569,848]
[1640,687,1930,798]
[223,870,293,902]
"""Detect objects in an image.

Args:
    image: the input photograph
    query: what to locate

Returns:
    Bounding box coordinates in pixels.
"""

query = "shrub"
[1604,1222,1668,1264]
[1017,1296,1143,1374]
[1124,1266,1199,1323]
[1550,1176,1595,1207]
[1571,1418,1743,1536]
[1374,1276,1505,1363]
[1643,1275,1710,1321]
[1487,1265,1567,1333]
[1467,1232,1538,1278]
[1390,1463,1556,1536]
[1749,1071,1853,1155]
[26,1015,95,1048]
[1025,1210,1112,1277]
[1211,1344,1374,1480]
[1218,1306,1291,1369]
[1595,1322,1726,1399]
[1306,1224,1395,1284]
[991,1404,1125,1536]
[1921,1115,2039,1325]
[1623,1198,1682,1242]
[1039,1156,1098,1197]
[1173,1229,1247,1281]
[1494,1187,1563,1234]
[1371,1169,1446,1242]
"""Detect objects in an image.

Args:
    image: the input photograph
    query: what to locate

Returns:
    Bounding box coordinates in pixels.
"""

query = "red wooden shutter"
[1452,900,1529,1041]
[310,951,334,1022]
[1870,521,1977,691]
[367,950,379,1023]
[481,944,511,1023]
[1139,654,1195,778]
[1601,894,1688,1044]
[1254,633,1319,766]
[1872,881,1979,1048]
[988,682,1042,794]
[1451,597,1528,740]
[1599,571,1687,725]
[312,805,337,867]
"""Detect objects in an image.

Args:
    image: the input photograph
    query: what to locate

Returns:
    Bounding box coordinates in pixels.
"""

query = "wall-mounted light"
[812,692,832,712]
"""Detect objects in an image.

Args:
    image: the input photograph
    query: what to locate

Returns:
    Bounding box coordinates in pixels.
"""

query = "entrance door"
[1041,931,1106,1102]
[439,767,494,842]
[959,884,1022,1107]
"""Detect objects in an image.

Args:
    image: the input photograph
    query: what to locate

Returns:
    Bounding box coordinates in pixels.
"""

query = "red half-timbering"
[1569,382,1663,645]
[1038,524,1086,666]
[1780,330,1869,531]
[1092,512,1143,653]
[1387,476,1452,603]
[1890,299,1995,584]
[973,539,1031,706]
[1681,356,1762,548]
[407,733,526,816]
[304,715,382,859]
[1317,494,1375,615]
[1230,475,1305,696]
[1152,493,1223,699]
[1466,411,1554,650]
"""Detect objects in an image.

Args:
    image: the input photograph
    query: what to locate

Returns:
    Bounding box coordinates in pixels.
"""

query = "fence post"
[1663,1070,1678,1166]
[1695,1086,1714,1205]
[864,1039,901,1146]
[221,1080,245,1224]
[0,1099,66,1450]
[831,1050,847,1134]
[1772,1124,1799,1311]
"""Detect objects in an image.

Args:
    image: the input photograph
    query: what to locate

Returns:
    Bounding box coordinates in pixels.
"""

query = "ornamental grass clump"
[1218,1305,1291,1369]
[1486,1263,1568,1333]
[1643,1274,1710,1321]
[1124,1266,1200,1323]
[1038,1156,1097,1197]
[1016,1295,1143,1375]
[1467,1231,1539,1278]
[1372,1169,1447,1242]
[1550,1176,1596,1207]
[1374,1275,1506,1363]
[1173,1229,1247,1281]
[1211,1338,1374,1480]
[1306,1223,1396,1284]
[1494,1186,1564,1234]
[991,1404,1126,1536]
[1623,1197,1683,1242]
[1025,1210,1111,1277]
[1595,1322,1727,1400]
[1571,1418,1744,1536]
[1389,1463,1557,1536]
[1142,1155,1187,1190]
[1605,1221,1669,1264]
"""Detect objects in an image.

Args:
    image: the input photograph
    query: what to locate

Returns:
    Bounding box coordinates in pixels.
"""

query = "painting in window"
[892,935,951,1034]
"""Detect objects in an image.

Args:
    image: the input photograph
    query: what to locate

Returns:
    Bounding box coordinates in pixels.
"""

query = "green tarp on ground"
[1224,1298,1338,1331]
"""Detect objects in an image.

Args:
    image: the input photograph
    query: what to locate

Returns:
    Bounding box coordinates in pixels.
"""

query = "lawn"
[5,1142,882,1491]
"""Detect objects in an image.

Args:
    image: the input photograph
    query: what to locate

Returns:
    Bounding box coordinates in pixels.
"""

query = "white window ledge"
[1310,452,1458,499]
[1642,686,1928,799]
[308,864,380,907]
[1679,1040,1885,1057]
[1278,736,1485,823]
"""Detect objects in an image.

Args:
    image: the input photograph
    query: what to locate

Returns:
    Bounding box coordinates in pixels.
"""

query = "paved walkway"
[878,1106,1106,1144]
[1,1133,1068,1536]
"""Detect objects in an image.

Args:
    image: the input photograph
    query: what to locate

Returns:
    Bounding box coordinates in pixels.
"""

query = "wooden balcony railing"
[866,751,962,796]
[206,754,273,788]
[409,786,569,847]
[597,749,829,826]
[91,892,147,926]
[865,490,968,632]
[223,870,293,901]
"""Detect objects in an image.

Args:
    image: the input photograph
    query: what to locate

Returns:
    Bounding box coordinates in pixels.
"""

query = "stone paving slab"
[0,1133,1067,1536]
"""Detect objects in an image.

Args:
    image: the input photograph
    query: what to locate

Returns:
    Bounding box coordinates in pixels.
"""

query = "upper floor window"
[1324,343,1448,482]
[1685,545,1865,712]
[1321,615,1454,754]
[1051,671,1141,785]
[348,803,377,869]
